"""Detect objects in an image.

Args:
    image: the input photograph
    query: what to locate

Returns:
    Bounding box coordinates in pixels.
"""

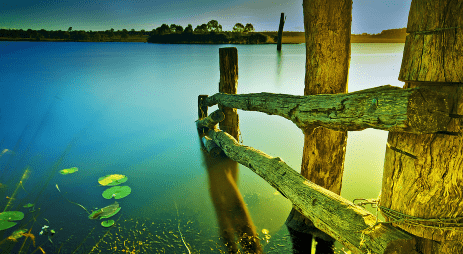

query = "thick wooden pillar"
[277,13,285,51]
[285,0,351,252]
[380,0,463,253]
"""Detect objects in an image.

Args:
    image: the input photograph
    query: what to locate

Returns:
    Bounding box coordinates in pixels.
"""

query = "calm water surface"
[0,41,404,253]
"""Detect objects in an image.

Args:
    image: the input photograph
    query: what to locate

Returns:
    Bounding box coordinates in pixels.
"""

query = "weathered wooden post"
[285,0,351,252]
[380,0,463,253]
[219,47,240,142]
[277,13,285,51]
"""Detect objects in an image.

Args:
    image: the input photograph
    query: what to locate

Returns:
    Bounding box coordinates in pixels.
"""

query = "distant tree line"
[0,27,149,42]
[0,21,269,44]
[352,28,406,38]
[147,20,268,44]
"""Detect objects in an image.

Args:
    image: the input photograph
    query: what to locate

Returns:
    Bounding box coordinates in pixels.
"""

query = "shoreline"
[0,37,405,44]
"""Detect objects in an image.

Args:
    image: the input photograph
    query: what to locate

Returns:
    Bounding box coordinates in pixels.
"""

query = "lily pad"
[98,174,127,186]
[0,211,25,231]
[89,202,121,220]
[101,220,115,227]
[102,186,131,199]
[60,167,78,175]
[23,203,34,208]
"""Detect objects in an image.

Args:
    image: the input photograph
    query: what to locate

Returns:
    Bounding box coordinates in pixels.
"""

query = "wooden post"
[285,0,351,252]
[277,13,285,51]
[380,0,463,253]
[219,47,240,141]
[200,47,262,253]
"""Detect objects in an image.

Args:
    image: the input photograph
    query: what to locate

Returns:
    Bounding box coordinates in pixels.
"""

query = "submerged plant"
[59,167,78,175]
[88,201,121,220]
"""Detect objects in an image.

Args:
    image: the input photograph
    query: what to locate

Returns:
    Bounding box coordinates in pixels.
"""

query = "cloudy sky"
[1,0,412,34]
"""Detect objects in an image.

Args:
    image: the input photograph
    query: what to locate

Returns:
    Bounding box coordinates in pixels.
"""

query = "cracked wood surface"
[205,127,417,254]
[203,85,451,134]
[380,81,463,244]
[399,0,462,83]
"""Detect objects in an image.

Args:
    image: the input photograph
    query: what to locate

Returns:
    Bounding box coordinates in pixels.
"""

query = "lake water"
[0,41,405,253]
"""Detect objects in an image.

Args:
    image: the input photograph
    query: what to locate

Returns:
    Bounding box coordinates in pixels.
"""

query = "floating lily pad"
[98,174,127,186]
[102,186,131,199]
[23,203,34,208]
[89,202,121,220]
[60,167,78,175]
[101,220,115,227]
[0,211,25,231]
[100,207,121,219]
[10,229,27,239]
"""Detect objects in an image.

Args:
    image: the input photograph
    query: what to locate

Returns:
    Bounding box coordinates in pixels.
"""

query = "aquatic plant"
[98,174,127,186]
[2,167,30,213]
[102,186,131,199]
[0,211,25,230]
[56,184,90,214]
[22,203,34,208]
[101,220,115,227]
[59,167,78,175]
[88,202,121,220]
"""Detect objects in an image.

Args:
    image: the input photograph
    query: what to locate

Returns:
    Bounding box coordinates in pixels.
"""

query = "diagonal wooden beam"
[204,127,417,254]
[202,85,451,134]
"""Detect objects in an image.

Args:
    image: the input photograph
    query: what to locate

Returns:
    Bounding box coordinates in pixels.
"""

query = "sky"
[1,0,412,34]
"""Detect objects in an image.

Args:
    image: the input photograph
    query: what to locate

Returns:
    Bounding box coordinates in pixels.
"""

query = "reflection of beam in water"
[199,141,262,253]
[276,50,283,86]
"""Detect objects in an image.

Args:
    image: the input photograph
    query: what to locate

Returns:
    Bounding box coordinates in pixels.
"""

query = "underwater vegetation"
[0,102,296,253]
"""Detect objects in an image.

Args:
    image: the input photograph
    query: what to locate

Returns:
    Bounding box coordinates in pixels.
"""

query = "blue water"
[0,41,405,253]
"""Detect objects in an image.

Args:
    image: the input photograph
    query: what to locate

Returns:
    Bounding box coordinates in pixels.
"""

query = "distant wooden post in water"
[285,0,352,252]
[380,0,463,253]
[277,13,285,51]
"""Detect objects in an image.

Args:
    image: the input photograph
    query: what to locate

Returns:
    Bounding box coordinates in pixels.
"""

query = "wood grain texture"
[206,127,417,254]
[380,84,463,242]
[203,85,451,134]
[399,0,463,82]
[288,0,351,240]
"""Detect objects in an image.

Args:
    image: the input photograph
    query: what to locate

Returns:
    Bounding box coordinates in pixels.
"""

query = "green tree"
[194,24,208,33]
[169,24,183,33]
[244,23,255,33]
[68,27,72,32]
[207,20,222,32]
[184,24,193,33]
[140,29,145,35]
[156,24,170,35]
[233,23,245,33]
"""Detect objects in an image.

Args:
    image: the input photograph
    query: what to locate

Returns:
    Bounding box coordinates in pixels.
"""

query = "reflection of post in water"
[276,50,283,86]
[197,47,262,253]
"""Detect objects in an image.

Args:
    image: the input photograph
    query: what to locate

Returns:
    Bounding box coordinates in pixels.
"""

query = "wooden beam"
[205,127,417,254]
[203,85,451,134]
[196,109,225,131]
